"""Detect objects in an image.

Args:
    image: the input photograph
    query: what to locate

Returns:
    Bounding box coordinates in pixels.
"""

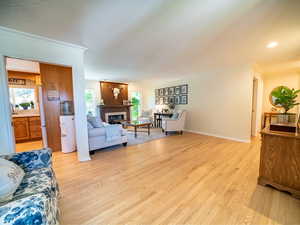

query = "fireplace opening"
[105,112,127,124]
[108,114,124,123]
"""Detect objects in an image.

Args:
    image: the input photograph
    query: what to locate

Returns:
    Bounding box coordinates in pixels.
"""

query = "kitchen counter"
[12,114,40,118]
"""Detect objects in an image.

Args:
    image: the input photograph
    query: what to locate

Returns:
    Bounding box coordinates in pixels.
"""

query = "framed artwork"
[181,85,188,94]
[155,85,188,105]
[155,97,159,105]
[175,96,180,105]
[175,86,181,95]
[155,89,159,96]
[168,96,175,104]
[159,97,164,105]
[164,88,169,96]
[164,96,169,104]
[159,89,164,96]
[169,87,174,95]
[180,95,188,104]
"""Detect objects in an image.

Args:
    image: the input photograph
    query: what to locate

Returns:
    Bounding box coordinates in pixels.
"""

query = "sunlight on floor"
[16,140,43,152]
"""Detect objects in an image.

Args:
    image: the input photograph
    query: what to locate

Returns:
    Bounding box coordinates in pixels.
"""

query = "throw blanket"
[105,124,121,142]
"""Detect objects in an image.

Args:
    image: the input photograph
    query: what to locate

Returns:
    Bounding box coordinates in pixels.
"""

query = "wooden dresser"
[259,128,300,199]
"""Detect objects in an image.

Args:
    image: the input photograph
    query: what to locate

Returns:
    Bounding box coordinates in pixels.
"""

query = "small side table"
[153,113,173,128]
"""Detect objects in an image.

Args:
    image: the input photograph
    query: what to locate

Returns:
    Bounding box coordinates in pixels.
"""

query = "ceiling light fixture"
[267,41,278,48]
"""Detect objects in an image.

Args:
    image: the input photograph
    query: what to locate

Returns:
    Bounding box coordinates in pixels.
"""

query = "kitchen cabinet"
[13,116,42,142]
[13,117,30,142]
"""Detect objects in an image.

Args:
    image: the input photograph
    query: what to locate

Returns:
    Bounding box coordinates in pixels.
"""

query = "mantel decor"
[155,84,188,105]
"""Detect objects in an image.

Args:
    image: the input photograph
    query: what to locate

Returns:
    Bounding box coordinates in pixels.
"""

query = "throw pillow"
[0,158,25,203]
[87,116,104,128]
[87,121,93,129]
[171,113,179,119]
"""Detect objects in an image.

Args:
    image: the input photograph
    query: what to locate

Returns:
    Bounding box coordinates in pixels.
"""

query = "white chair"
[162,110,187,135]
[138,109,153,124]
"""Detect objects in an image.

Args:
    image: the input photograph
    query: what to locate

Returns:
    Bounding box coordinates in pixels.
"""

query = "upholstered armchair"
[138,109,153,124]
[162,110,187,135]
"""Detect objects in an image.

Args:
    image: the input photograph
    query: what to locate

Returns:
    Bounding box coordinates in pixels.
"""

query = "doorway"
[5,57,76,153]
[251,78,259,136]
[6,57,46,152]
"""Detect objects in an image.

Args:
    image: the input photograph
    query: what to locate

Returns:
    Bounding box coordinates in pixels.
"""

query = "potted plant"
[168,103,175,112]
[30,101,34,109]
[271,86,300,123]
[19,102,31,110]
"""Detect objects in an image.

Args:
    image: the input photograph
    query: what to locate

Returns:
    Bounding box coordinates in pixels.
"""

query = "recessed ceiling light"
[267,42,278,48]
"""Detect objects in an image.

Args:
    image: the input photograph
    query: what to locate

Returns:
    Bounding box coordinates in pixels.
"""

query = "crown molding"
[0,26,87,51]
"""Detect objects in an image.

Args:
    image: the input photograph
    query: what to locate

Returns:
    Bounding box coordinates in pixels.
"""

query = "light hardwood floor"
[52,132,300,225]
[16,140,43,152]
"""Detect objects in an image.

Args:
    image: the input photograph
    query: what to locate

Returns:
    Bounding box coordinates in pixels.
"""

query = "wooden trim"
[100,81,128,85]
[258,176,300,199]
[261,128,300,139]
[101,105,133,108]
[7,70,40,75]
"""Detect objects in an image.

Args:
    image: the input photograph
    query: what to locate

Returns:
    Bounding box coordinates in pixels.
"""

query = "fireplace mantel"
[100,105,133,108]
[99,81,132,123]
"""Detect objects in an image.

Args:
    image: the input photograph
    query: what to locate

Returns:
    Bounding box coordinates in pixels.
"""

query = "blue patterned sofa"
[0,148,59,225]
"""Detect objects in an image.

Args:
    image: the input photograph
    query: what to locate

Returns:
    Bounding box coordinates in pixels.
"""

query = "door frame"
[0,56,15,154]
[0,26,90,161]
[251,78,259,136]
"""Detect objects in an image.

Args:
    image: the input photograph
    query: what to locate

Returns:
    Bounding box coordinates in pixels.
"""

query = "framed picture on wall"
[181,85,188,94]
[159,97,164,105]
[169,87,174,95]
[159,89,164,96]
[164,96,169,104]
[175,86,180,95]
[175,96,180,104]
[168,96,175,104]
[155,97,159,105]
[164,88,169,96]
[180,95,188,104]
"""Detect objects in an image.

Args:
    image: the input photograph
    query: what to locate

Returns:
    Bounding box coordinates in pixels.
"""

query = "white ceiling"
[0,0,300,81]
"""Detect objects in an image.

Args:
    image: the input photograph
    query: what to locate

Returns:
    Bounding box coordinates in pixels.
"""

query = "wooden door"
[13,117,30,142]
[40,63,73,152]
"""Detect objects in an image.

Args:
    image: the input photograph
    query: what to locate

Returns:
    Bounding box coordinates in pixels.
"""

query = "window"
[85,89,97,116]
[9,88,36,110]
[131,92,141,121]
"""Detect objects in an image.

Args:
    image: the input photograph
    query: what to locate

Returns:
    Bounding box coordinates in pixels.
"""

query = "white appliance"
[59,115,76,153]
[38,87,48,147]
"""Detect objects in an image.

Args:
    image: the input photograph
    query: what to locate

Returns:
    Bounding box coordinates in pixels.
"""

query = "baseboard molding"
[184,129,251,143]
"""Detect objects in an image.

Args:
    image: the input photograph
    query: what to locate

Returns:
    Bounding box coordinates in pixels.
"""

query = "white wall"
[0,26,90,161]
[139,65,253,142]
[262,73,300,113]
[6,58,40,73]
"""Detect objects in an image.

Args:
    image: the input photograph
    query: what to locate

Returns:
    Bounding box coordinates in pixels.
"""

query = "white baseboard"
[184,129,251,143]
